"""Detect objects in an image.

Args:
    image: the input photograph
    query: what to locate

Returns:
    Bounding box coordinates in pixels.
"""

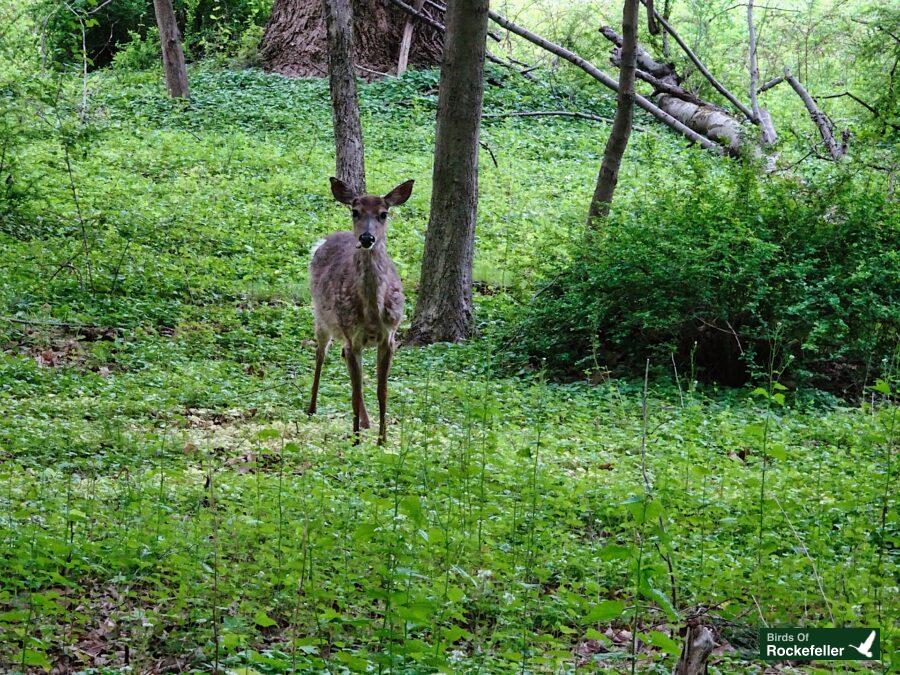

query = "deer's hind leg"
[307,326,331,416]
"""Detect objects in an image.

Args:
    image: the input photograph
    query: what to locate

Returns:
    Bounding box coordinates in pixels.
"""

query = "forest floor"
[0,66,895,672]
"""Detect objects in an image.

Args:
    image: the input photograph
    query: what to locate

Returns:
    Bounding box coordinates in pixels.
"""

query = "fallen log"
[639,0,755,122]
[486,10,724,153]
[600,27,745,153]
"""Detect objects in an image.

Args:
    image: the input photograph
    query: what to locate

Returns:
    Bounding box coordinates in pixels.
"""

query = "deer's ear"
[384,180,414,207]
[330,177,355,205]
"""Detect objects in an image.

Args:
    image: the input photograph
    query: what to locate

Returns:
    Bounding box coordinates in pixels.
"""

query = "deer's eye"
[351,209,360,218]
[378,212,388,221]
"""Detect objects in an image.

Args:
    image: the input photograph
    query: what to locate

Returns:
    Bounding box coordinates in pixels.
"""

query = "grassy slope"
[0,66,895,672]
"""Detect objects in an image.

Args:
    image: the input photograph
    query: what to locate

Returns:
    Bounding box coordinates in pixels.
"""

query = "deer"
[307,176,414,444]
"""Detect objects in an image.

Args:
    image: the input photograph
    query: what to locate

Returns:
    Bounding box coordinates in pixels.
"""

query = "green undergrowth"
[0,65,896,672]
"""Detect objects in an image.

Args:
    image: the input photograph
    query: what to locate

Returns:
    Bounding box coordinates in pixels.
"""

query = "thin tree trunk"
[396,0,425,75]
[322,0,366,194]
[747,0,777,144]
[407,0,489,345]
[153,0,189,98]
[784,68,848,160]
[587,0,639,225]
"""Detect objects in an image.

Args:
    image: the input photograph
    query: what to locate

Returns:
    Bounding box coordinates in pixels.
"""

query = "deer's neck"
[353,246,390,310]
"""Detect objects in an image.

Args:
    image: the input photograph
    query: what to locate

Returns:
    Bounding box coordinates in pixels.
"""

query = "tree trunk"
[262,0,443,78]
[675,624,716,675]
[153,0,189,98]
[407,0,489,345]
[587,0,640,226]
[747,0,777,144]
[322,0,366,194]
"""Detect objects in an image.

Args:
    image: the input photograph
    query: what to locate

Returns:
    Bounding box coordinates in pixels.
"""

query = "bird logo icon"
[850,630,876,658]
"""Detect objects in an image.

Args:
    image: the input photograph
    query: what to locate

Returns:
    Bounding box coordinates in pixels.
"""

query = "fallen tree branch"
[386,0,534,77]
[483,110,617,124]
[758,74,784,93]
[639,0,756,122]
[487,10,724,153]
[784,67,848,159]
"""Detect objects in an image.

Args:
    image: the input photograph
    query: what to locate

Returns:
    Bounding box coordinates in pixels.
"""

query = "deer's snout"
[358,231,376,249]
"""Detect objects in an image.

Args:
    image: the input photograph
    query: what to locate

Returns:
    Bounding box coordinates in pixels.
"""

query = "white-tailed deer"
[307,177,414,444]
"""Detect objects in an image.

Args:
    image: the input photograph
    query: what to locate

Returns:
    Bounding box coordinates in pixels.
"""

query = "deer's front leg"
[345,345,371,442]
[376,339,394,446]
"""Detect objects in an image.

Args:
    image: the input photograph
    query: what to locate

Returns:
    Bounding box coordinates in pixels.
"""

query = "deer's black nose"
[359,232,376,249]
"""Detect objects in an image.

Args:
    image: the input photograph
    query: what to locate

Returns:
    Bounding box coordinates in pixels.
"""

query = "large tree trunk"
[322,0,366,194]
[407,0,489,345]
[587,0,640,225]
[262,0,443,77]
[153,0,189,98]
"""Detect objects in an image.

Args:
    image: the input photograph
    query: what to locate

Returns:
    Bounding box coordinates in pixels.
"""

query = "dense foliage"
[34,0,272,68]
[511,164,899,391]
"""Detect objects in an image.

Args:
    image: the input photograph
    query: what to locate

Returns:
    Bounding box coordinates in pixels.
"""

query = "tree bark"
[747,0,777,144]
[262,0,443,78]
[675,624,716,675]
[407,0,489,345]
[784,68,848,160]
[153,0,189,98]
[322,0,366,194]
[396,0,425,75]
[587,0,640,226]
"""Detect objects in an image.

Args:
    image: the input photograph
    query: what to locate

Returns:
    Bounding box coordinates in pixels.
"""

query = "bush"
[507,165,899,393]
[111,28,161,71]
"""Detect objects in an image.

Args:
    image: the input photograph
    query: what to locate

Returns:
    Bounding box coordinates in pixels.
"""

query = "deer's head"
[330,177,414,250]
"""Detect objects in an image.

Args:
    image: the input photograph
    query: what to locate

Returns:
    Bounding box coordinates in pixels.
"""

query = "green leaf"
[768,443,787,461]
[772,382,788,391]
[642,630,680,656]
[255,428,280,441]
[585,600,625,623]
[598,543,633,560]
[443,624,474,643]
[0,609,28,622]
[22,649,51,669]
[873,379,891,395]
[253,610,277,628]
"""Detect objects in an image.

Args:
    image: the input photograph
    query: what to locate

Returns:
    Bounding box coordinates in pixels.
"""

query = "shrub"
[507,165,899,394]
[111,28,161,71]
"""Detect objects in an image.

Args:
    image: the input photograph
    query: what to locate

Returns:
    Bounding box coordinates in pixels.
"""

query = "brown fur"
[307,178,414,444]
